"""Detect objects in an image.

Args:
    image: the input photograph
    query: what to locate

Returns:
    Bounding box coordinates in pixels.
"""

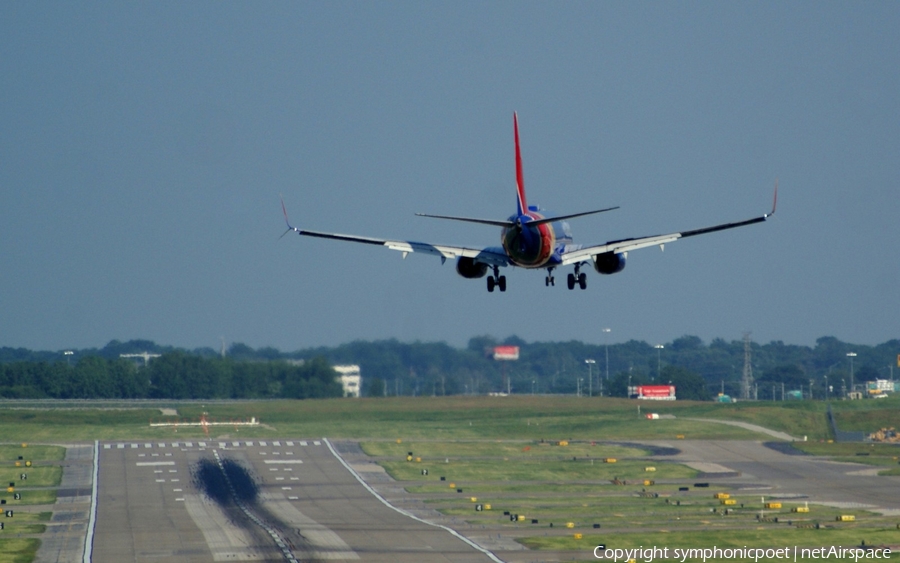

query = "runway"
[91,438,499,562]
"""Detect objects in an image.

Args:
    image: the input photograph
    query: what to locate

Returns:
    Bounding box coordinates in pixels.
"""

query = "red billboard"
[637,385,676,400]
[493,346,520,360]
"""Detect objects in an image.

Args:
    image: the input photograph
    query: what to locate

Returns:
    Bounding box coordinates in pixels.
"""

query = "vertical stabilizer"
[514,112,527,216]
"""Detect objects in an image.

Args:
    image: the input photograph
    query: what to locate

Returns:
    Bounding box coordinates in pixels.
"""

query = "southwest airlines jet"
[282,113,776,292]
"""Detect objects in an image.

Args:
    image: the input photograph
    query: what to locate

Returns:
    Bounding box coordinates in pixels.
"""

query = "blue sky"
[2,2,897,352]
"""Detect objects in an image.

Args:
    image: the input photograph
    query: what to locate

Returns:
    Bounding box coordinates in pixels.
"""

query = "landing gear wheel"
[578,272,587,290]
[487,276,495,293]
[498,276,506,292]
[567,273,576,290]
[545,277,550,287]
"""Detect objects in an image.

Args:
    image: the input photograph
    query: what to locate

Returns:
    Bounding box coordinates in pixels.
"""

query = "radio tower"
[741,332,754,400]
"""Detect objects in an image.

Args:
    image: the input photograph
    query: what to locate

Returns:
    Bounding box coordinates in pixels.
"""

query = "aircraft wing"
[281,199,509,266]
[294,228,510,266]
[559,189,777,266]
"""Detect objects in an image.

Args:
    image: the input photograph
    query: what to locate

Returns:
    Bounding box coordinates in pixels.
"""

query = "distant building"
[868,379,896,395]
[334,365,361,398]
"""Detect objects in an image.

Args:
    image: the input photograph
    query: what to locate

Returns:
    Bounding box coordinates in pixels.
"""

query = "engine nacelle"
[456,257,489,279]
[593,252,626,275]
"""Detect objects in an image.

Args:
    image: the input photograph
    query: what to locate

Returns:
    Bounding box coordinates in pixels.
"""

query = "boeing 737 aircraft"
[281,113,776,292]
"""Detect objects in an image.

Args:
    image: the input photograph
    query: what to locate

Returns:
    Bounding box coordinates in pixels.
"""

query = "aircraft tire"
[498,276,507,292]
[487,277,495,292]
[578,273,587,290]
[567,273,575,290]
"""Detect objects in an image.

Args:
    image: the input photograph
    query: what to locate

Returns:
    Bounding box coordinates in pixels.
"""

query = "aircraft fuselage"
[501,208,573,269]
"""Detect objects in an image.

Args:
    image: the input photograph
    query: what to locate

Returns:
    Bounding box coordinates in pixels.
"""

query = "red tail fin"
[514,112,527,215]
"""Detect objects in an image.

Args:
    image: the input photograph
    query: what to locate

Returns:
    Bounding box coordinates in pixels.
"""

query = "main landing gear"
[487,266,506,293]
[567,264,587,290]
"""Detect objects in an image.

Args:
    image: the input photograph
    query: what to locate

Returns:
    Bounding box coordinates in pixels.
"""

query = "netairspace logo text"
[594,546,892,563]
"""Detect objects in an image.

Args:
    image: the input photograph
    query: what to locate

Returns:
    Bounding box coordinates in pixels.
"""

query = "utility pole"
[654,345,664,382]
[585,359,595,397]
[741,332,754,400]
[847,352,857,395]
[602,328,611,385]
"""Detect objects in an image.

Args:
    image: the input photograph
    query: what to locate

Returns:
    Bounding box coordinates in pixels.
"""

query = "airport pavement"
[91,439,500,562]
[644,439,900,514]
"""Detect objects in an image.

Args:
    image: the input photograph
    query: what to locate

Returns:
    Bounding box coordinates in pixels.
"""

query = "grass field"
[0,539,40,563]
[0,467,61,488]
[0,446,64,463]
[382,458,696,482]
[0,395,854,442]
[829,395,900,432]
[361,439,648,459]
[1,489,56,505]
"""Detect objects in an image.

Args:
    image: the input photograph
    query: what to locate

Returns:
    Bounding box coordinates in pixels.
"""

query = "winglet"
[767,179,778,218]
[279,195,299,239]
[514,112,527,216]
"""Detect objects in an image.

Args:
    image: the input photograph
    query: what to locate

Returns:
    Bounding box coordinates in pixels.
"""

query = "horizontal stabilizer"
[415,213,513,227]
[415,205,619,228]
[526,206,619,227]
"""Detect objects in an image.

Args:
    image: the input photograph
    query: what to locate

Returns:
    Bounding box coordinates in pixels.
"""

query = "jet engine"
[456,257,489,279]
[593,251,626,275]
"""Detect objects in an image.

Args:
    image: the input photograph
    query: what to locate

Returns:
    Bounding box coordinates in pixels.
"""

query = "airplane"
[281,113,776,293]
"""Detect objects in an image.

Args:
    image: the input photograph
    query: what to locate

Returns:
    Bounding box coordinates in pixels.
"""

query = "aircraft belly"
[508,252,562,269]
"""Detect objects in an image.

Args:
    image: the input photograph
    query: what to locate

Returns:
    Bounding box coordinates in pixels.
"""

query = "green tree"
[281,357,341,399]
[660,365,710,401]
[759,365,807,391]
[606,370,650,398]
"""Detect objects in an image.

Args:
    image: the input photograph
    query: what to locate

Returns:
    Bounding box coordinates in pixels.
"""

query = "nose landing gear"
[545,267,555,287]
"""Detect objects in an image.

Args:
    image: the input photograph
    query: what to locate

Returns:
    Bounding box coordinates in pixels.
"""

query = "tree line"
[0,352,341,400]
[0,335,896,400]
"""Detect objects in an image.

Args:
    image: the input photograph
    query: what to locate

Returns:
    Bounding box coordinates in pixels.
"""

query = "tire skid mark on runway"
[201,450,299,563]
